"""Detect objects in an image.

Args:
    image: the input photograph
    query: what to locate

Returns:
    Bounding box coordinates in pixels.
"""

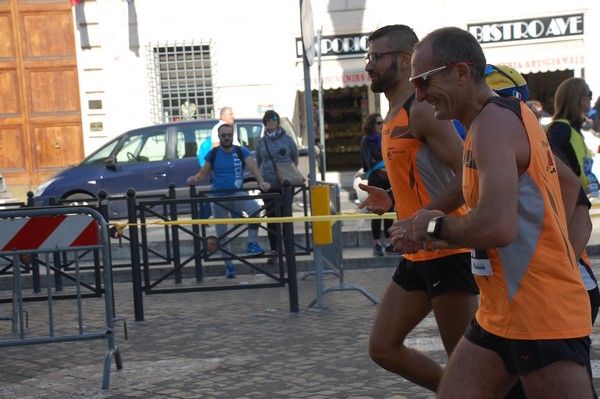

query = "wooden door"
[0,0,83,186]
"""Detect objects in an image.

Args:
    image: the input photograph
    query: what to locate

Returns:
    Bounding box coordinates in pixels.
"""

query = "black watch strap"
[385,188,395,205]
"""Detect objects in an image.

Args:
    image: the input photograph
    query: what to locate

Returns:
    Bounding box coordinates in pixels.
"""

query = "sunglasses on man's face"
[409,61,474,91]
[220,133,233,138]
[266,116,278,122]
[375,121,384,125]
[586,90,593,98]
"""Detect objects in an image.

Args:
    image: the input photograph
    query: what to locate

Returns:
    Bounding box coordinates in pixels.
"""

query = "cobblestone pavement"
[1,252,600,398]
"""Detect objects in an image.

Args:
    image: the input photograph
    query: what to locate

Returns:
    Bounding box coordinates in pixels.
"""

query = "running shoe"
[373,243,384,257]
[246,242,265,255]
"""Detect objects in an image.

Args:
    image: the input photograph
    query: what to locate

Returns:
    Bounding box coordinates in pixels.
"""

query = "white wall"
[73,0,599,155]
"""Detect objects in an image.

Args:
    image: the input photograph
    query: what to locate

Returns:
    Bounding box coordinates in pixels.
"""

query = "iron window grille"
[147,40,215,123]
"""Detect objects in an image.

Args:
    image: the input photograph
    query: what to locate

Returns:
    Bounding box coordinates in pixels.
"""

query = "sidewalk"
[1,194,600,398]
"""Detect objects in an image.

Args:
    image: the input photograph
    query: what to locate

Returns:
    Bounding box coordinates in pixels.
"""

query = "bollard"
[126,188,144,321]
[168,183,182,284]
[282,181,299,313]
[26,191,34,207]
[189,186,204,283]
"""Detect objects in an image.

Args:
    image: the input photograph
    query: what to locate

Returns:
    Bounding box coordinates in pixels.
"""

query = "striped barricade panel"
[0,214,100,253]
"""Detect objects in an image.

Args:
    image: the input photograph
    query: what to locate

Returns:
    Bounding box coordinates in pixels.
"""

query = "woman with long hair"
[546,77,594,192]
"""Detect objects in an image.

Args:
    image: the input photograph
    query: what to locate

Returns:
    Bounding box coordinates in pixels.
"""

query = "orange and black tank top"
[382,94,469,262]
[463,96,591,339]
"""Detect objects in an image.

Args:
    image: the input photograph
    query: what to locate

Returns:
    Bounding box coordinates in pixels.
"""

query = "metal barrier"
[0,207,122,390]
[122,183,306,321]
[307,182,378,308]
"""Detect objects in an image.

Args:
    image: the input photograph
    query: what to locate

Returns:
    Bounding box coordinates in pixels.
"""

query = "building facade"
[2,0,599,189]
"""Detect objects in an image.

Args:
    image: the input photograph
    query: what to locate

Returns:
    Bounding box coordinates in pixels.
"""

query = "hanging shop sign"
[296,32,369,59]
[468,13,584,45]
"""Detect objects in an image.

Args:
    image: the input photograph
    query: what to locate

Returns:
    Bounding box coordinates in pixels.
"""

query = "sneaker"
[385,243,395,254]
[373,243,384,257]
[247,242,265,255]
[225,264,236,278]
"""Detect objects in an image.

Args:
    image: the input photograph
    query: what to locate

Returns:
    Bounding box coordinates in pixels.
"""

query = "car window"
[116,129,167,163]
[237,123,263,151]
[82,140,120,165]
[175,125,212,159]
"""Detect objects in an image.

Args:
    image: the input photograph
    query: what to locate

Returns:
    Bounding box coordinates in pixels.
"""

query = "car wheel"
[64,193,98,207]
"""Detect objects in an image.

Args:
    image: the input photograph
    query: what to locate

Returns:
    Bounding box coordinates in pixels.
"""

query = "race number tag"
[471,249,493,276]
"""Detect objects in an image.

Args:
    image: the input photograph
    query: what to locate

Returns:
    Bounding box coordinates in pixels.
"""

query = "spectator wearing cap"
[254,110,300,264]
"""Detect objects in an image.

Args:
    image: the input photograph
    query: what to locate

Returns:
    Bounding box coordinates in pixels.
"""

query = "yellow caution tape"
[111,211,396,231]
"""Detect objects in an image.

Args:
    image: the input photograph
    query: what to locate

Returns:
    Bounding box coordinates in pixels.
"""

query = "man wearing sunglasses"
[358,24,479,393]
[188,124,270,278]
[408,27,592,398]
[210,106,239,147]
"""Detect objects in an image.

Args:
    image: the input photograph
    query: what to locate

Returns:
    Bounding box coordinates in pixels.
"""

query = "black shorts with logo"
[392,252,479,298]
[465,318,591,375]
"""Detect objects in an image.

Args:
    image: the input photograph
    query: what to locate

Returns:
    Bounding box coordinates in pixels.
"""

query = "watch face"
[427,218,438,235]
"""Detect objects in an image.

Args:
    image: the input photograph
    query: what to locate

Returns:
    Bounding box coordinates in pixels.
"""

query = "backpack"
[208,145,245,170]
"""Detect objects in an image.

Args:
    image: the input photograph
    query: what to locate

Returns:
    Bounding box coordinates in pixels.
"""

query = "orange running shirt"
[463,97,591,339]
[382,96,469,262]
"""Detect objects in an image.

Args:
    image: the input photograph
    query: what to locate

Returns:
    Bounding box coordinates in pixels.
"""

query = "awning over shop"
[296,57,369,91]
[483,40,585,74]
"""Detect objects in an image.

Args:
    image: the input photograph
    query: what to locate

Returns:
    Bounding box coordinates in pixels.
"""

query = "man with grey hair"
[408,26,592,398]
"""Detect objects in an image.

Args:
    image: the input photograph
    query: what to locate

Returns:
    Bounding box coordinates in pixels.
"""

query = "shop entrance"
[314,86,370,171]
[524,69,573,115]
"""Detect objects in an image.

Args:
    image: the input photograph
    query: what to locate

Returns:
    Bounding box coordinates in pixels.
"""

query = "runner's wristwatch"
[427,216,444,239]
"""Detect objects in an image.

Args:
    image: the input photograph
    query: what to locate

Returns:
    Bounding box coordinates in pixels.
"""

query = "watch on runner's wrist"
[427,216,444,239]
[385,188,395,204]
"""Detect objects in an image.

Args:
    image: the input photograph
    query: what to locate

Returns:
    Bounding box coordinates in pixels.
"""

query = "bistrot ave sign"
[468,14,584,44]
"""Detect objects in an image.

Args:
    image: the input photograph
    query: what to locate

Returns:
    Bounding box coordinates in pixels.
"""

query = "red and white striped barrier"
[0,214,100,252]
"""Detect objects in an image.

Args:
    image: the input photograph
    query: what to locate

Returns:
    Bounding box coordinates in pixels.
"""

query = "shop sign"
[296,33,368,59]
[468,14,583,44]
[297,71,369,89]
[496,55,585,72]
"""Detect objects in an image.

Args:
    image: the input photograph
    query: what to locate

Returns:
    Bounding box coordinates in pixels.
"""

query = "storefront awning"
[483,39,585,74]
[296,57,369,91]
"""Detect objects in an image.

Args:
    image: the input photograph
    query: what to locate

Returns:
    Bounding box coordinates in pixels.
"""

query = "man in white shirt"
[210,107,238,147]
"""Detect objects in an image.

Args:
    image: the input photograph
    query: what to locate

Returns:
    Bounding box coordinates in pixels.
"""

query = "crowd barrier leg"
[307,183,378,308]
[0,206,123,390]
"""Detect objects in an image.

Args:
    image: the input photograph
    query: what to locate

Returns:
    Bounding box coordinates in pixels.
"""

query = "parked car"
[34,118,307,218]
[352,168,368,205]
[0,173,21,209]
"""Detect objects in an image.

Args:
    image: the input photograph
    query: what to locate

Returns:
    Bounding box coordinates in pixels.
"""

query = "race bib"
[471,249,493,276]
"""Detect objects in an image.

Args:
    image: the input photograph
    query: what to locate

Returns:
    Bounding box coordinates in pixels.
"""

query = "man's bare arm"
[414,105,524,248]
[410,101,465,213]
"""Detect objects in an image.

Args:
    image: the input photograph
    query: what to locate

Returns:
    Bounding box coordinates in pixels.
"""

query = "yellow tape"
[110,211,396,231]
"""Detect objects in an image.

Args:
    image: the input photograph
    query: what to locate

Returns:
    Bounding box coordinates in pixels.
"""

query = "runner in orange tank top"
[358,25,479,394]
[409,27,593,398]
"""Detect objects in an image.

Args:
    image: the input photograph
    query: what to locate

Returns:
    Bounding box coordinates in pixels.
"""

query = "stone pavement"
[1,197,600,398]
[0,261,441,399]
[1,253,600,399]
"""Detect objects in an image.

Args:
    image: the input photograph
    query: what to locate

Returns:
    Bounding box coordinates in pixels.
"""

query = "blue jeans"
[211,192,261,266]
